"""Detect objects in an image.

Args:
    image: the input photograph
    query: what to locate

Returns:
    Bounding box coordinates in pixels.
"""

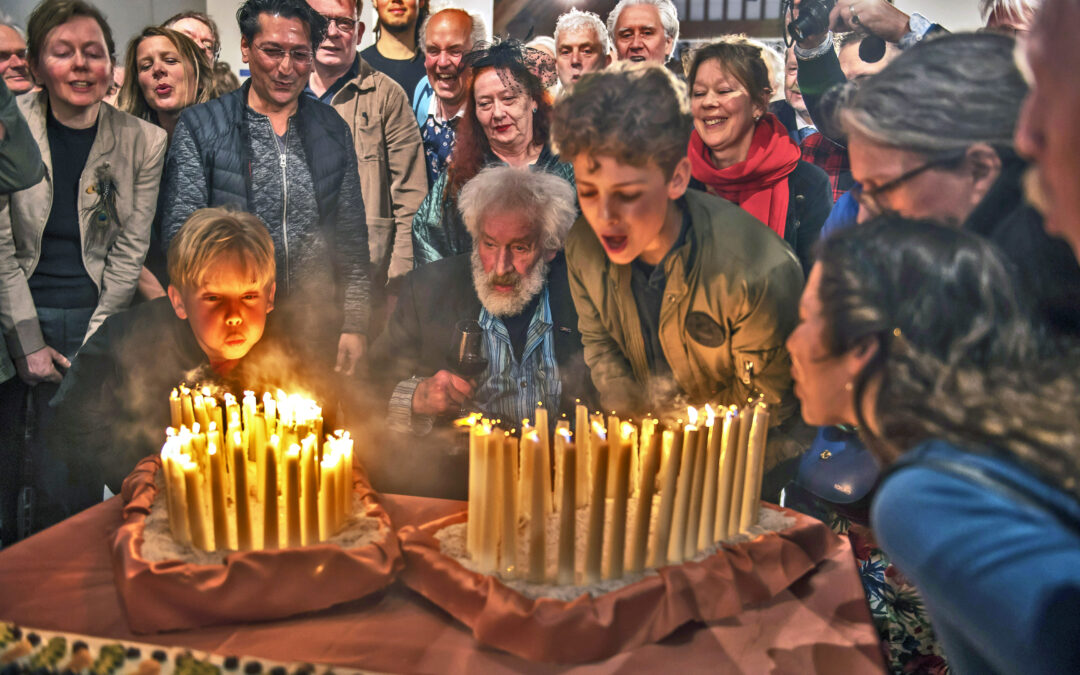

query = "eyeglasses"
[322,15,357,33]
[254,44,314,65]
[851,154,965,217]
[0,49,27,62]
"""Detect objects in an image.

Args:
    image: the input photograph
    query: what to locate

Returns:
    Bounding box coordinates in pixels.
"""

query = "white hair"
[554,8,611,56]
[606,0,680,47]
[459,167,578,256]
[980,0,1041,20]
[419,4,487,50]
[525,35,556,56]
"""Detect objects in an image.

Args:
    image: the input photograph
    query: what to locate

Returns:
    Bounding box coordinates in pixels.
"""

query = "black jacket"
[369,251,599,419]
[161,81,371,339]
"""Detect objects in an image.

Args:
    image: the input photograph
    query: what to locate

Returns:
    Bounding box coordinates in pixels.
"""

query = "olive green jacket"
[332,57,426,292]
[565,188,804,423]
[0,91,167,360]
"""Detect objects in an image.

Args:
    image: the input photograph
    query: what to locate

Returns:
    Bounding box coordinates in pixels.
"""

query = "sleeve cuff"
[388,377,434,436]
[794,32,835,60]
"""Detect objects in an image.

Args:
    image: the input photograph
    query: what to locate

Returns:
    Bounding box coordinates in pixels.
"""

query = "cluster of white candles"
[159,386,354,552]
[465,400,771,584]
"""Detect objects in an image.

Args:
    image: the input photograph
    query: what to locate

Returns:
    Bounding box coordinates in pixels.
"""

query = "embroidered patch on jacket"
[686,311,727,348]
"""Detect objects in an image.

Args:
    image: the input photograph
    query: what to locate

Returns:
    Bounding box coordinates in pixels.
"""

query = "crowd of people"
[0,0,1077,672]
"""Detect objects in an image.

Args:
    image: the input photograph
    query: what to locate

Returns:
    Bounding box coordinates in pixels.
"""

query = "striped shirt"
[474,285,562,426]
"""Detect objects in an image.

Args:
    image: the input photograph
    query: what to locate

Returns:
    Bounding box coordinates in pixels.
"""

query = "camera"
[785,0,836,43]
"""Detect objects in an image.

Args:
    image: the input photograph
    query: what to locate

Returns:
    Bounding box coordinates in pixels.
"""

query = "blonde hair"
[167,208,275,291]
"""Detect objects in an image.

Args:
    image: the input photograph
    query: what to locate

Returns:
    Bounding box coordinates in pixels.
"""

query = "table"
[0,494,885,673]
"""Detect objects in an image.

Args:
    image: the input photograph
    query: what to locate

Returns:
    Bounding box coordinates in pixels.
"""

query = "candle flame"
[208,442,218,456]
[621,421,636,440]
[687,406,699,426]
[558,428,573,442]
[453,412,484,427]
[525,429,541,443]
[705,403,716,426]
[591,420,607,440]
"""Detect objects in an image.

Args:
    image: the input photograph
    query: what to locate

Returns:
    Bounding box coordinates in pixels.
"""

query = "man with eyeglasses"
[0,18,33,96]
[161,0,373,376]
[306,0,362,102]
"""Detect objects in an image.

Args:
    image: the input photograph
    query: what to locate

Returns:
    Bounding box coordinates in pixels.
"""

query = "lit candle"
[263,435,280,550]
[284,444,302,548]
[180,387,195,429]
[161,439,191,545]
[338,432,354,520]
[208,441,229,550]
[606,427,632,579]
[476,430,501,573]
[630,428,662,573]
[522,431,546,582]
[319,453,338,540]
[534,403,553,515]
[684,412,710,559]
[193,392,210,433]
[699,405,722,550]
[649,430,683,568]
[300,435,319,545]
[169,389,182,429]
[553,420,570,512]
[713,406,741,542]
[499,432,517,576]
[574,403,590,507]
[467,421,490,558]
[669,410,700,563]
[556,430,576,585]
[738,402,771,533]
[727,404,754,536]
[233,440,252,551]
[262,392,276,435]
[584,422,608,584]
[605,413,620,498]
[182,456,212,550]
[517,419,533,529]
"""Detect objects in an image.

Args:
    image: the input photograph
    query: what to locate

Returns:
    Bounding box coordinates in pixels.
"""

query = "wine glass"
[454,319,488,379]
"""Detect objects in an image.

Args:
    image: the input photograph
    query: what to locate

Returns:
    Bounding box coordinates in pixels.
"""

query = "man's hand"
[335,332,367,376]
[412,370,473,416]
[16,345,70,385]
[790,0,911,49]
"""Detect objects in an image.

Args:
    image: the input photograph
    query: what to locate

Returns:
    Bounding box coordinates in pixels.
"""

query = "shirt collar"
[427,89,467,125]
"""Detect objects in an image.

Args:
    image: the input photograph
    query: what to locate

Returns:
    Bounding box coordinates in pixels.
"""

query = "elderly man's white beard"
[471,250,549,317]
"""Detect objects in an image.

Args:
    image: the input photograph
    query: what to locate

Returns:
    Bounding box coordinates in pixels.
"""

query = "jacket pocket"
[353,119,385,163]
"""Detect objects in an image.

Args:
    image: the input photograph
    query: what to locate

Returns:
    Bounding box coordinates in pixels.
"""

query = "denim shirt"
[474,285,561,425]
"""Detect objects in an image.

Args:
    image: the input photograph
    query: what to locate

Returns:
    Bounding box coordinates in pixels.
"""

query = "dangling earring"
[532,106,538,113]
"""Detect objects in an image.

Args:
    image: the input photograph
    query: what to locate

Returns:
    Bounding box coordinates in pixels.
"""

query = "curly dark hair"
[551,62,691,179]
[445,38,554,199]
[236,0,328,51]
[816,217,1080,498]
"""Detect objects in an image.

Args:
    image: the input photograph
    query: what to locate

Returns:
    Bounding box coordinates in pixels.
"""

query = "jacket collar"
[334,55,379,100]
[25,89,118,181]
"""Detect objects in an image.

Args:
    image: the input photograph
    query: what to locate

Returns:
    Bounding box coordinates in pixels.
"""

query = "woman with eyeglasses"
[116,27,214,300]
[685,39,832,274]
[0,0,167,533]
[838,31,1080,345]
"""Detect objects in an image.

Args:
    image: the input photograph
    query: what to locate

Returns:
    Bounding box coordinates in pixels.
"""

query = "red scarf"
[688,113,801,239]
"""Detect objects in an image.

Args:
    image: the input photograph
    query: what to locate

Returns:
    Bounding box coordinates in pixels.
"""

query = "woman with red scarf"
[687,40,831,273]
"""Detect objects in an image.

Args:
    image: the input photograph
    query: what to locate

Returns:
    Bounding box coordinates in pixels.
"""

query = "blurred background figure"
[553,8,610,94]
[412,38,573,267]
[116,26,213,299]
[0,15,34,96]
[163,11,241,95]
[0,0,167,534]
[361,0,427,102]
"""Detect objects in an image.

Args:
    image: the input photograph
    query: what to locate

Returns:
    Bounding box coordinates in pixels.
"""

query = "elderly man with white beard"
[369,166,598,437]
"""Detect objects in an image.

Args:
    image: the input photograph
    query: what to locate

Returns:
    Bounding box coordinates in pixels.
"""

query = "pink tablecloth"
[0,494,885,673]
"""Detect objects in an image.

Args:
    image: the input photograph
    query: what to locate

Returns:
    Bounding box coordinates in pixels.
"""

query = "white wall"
[893,1,984,33]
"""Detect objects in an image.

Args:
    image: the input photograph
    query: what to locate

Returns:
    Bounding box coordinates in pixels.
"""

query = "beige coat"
[332,57,427,290]
[0,91,167,358]
[565,188,804,424]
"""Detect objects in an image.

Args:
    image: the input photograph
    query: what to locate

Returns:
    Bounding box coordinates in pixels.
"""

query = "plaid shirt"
[800,132,853,203]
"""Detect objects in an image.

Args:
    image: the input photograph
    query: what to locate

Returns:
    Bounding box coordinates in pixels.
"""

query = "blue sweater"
[872,440,1080,675]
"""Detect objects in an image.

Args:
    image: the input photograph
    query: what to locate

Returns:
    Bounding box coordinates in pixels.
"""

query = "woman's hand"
[16,345,70,385]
